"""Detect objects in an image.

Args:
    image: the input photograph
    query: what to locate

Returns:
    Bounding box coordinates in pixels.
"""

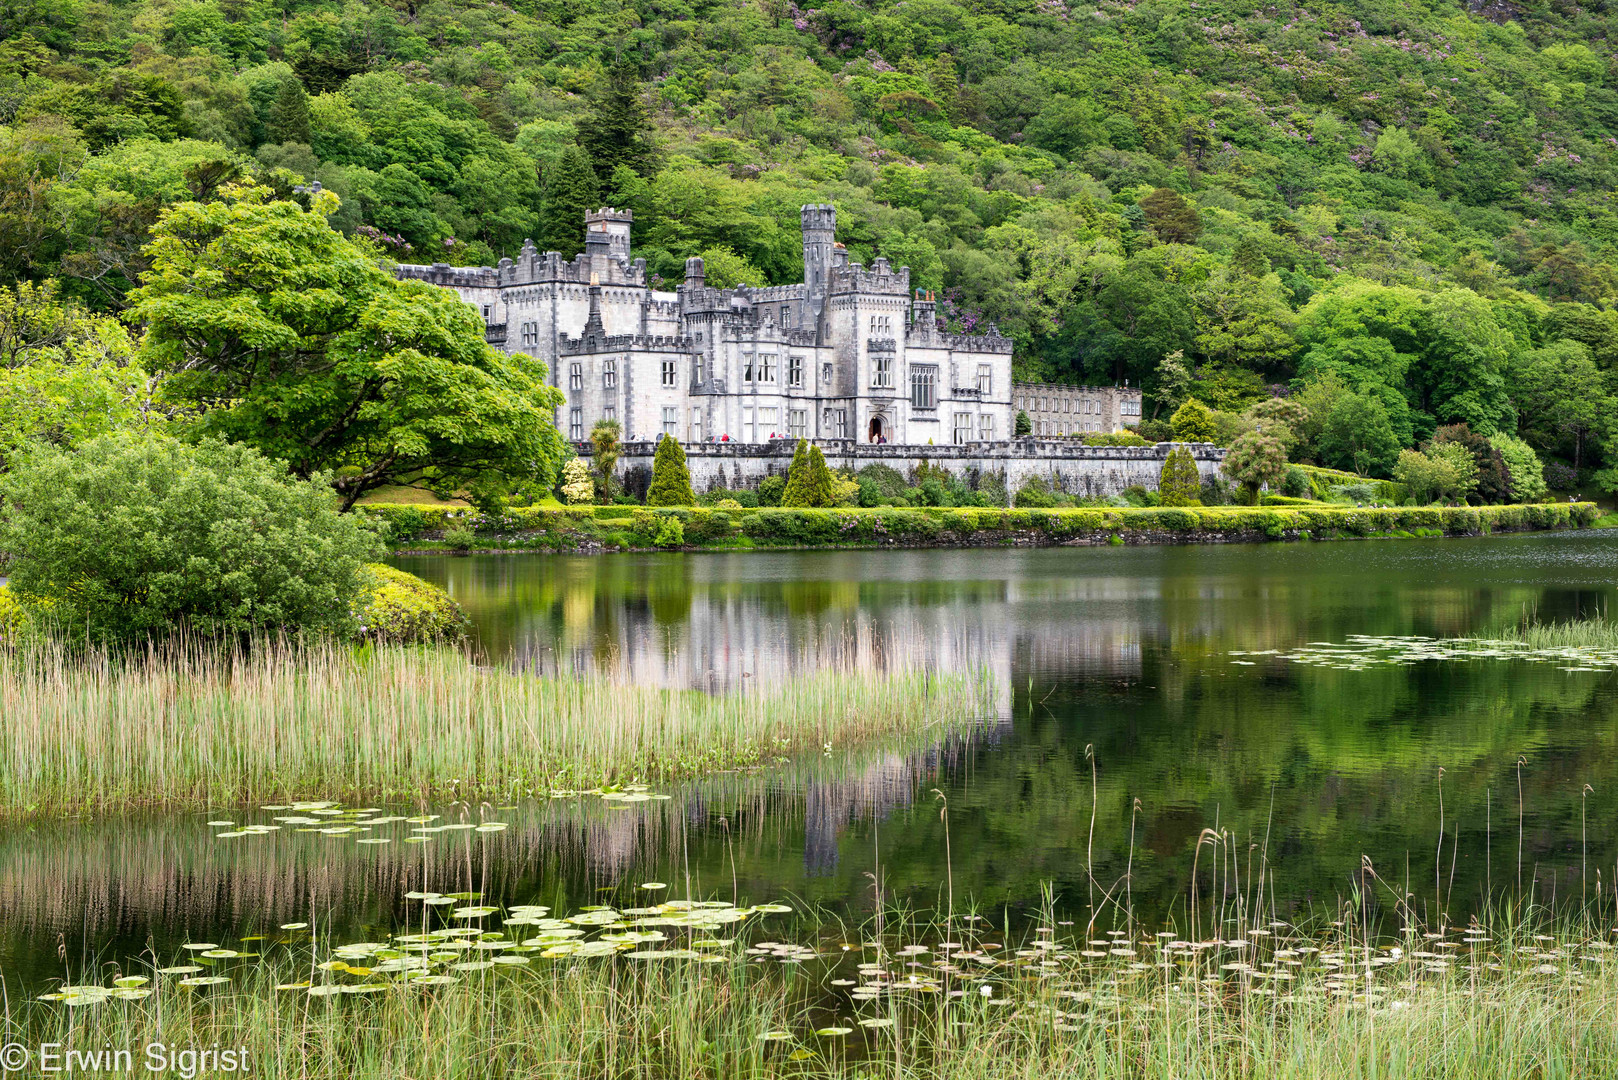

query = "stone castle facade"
[398,204,1022,447]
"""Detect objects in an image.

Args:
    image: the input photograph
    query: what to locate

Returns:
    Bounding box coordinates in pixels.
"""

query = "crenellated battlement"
[396,263,500,288]
[557,332,698,355]
[830,257,910,296]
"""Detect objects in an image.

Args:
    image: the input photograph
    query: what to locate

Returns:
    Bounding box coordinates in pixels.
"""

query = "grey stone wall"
[587,439,1224,502]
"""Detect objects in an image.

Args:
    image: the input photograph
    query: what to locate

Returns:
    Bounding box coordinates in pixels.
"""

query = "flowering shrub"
[354,564,468,644]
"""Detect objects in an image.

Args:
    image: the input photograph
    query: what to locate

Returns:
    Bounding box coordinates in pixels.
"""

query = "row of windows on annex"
[1013,392,1140,417]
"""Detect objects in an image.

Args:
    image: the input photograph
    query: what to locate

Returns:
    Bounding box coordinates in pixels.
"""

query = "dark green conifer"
[536,145,601,257]
[646,433,696,506]
[267,80,311,145]
[781,439,835,507]
[1157,446,1203,506]
[575,62,660,180]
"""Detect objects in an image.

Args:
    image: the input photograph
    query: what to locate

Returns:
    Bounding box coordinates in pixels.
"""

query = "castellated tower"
[584,207,633,261]
[801,204,837,306]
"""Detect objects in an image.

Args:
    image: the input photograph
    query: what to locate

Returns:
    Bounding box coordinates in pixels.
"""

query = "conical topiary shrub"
[781,439,835,507]
[645,433,696,506]
[1157,446,1203,506]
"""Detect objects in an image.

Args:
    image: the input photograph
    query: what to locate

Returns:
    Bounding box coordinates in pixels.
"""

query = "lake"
[5,532,1617,993]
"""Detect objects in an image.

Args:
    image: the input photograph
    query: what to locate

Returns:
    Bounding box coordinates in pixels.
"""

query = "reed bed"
[0,641,993,815]
[9,905,1618,1080]
[1490,617,1618,650]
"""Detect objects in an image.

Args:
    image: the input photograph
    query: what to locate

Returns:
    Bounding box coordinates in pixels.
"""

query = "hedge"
[1292,464,1408,505]
[362,501,1599,551]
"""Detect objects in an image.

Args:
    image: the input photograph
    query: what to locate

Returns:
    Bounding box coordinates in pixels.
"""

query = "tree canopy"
[129,185,566,509]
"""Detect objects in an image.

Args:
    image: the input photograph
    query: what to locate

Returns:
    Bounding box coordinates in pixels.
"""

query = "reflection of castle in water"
[506,572,1149,703]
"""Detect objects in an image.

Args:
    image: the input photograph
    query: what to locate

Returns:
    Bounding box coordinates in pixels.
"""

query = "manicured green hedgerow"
[362,502,1600,552]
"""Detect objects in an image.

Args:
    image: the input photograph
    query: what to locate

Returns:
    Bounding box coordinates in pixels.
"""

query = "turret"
[801,204,836,303]
[584,207,633,262]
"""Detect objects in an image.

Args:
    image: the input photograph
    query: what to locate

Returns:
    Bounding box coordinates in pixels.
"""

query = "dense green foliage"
[0,434,382,641]
[0,281,148,468]
[781,438,835,507]
[645,433,695,506]
[130,185,566,509]
[1171,399,1217,442]
[1157,446,1202,506]
[354,563,468,643]
[8,0,1618,484]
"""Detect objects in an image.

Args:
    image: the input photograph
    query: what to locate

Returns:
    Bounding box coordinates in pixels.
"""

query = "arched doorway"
[868,415,887,443]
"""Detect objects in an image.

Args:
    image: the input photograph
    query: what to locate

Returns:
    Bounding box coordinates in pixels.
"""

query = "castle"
[397,204,1018,446]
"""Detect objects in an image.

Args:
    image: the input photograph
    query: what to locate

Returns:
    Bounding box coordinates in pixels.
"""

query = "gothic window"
[788,355,804,388]
[569,408,583,441]
[569,363,582,390]
[662,359,677,387]
[910,367,936,409]
[873,355,893,389]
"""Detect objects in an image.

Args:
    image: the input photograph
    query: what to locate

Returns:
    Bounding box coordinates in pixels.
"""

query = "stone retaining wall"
[587,439,1225,500]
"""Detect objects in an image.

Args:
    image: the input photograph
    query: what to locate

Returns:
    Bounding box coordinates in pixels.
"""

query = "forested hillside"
[3,0,1618,485]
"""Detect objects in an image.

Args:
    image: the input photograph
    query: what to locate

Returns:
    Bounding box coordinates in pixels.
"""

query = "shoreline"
[368,501,1603,556]
[0,644,993,820]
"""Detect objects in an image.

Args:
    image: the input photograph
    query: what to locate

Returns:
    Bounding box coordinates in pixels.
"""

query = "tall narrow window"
[873,355,892,388]
[979,413,994,441]
[759,354,775,383]
[569,363,582,390]
[910,367,936,409]
[604,404,616,424]
[782,305,793,328]
[789,408,807,438]
[662,407,678,435]
[662,359,677,387]
[977,364,991,394]
[689,407,703,443]
[569,408,583,440]
[788,355,804,388]
[603,358,617,389]
[743,406,755,442]
[743,354,755,382]
[953,412,971,444]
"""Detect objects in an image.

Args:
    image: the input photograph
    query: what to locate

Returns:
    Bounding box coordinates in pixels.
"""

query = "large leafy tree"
[0,281,149,469]
[129,184,565,509]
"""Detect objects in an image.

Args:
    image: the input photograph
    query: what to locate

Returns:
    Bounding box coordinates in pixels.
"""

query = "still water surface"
[5,533,1618,991]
